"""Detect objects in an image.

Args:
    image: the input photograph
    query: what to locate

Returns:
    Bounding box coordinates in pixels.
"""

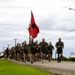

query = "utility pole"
[14,39,17,47]
[7,44,10,49]
[14,38,17,60]
[3,47,5,51]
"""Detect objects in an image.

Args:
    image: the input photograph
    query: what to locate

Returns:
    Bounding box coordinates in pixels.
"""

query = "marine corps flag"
[28,11,39,38]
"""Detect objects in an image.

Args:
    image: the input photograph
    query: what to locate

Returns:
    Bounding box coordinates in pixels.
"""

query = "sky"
[0,0,75,58]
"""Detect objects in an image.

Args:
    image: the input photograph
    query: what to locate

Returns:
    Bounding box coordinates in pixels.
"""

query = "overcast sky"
[0,0,75,58]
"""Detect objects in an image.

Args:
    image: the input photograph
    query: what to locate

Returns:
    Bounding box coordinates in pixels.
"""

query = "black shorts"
[48,52,52,55]
[57,49,62,54]
[24,49,28,54]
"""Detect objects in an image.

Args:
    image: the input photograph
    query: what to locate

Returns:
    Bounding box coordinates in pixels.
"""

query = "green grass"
[0,59,53,75]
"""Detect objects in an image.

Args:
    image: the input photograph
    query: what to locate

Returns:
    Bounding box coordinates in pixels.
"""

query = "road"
[12,60,75,75]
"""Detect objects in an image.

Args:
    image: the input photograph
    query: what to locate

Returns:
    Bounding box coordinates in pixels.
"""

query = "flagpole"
[29,35,30,43]
[28,23,34,44]
[29,34,31,43]
[31,25,34,40]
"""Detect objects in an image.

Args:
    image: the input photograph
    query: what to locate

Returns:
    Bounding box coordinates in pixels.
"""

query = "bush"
[67,57,75,61]
[62,56,67,61]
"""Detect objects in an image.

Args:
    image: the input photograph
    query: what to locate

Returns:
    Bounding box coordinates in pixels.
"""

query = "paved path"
[12,60,75,75]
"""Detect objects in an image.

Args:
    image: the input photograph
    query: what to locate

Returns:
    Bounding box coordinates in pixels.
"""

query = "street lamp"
[68,7,75,11]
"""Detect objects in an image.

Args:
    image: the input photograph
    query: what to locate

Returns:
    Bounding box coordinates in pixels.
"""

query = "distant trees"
[51,56,75,62]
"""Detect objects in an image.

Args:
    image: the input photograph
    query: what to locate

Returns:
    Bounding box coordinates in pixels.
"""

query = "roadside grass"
[0,59,53,75]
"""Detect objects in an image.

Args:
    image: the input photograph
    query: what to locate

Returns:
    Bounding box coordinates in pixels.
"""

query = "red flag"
[28,11,39,38]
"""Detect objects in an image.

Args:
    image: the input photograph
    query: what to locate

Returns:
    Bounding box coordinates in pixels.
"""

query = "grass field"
[0,59,53,75]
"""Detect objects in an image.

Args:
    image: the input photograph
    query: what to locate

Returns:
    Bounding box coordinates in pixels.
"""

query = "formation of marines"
[4,38,64,64]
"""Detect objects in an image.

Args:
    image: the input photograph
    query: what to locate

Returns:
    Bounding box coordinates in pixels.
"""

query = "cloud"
[39,8,75,31]
[0,0,75,57]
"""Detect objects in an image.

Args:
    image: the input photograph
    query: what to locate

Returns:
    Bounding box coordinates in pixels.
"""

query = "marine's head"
[58,38,61,42]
